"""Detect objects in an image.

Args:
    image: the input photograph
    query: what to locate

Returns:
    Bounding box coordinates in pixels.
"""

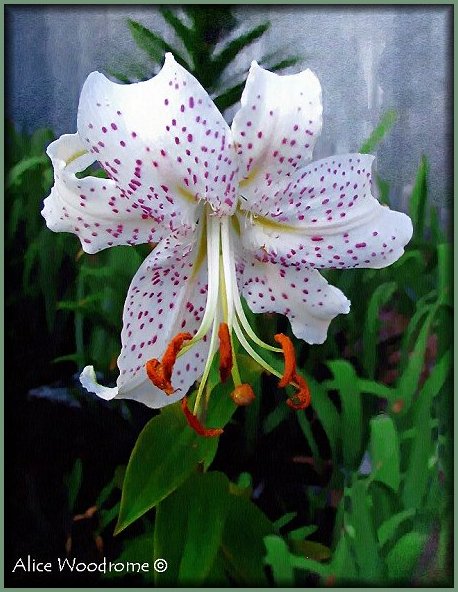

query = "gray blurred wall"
[6,5,452,216]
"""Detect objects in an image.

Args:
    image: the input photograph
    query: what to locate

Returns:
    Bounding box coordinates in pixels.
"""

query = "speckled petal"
[42,134,170,253]
[80,226,210,408]
[238,256,350,345]
[78,53,239,218]
[238,154,413,270]
[232,61,322,211]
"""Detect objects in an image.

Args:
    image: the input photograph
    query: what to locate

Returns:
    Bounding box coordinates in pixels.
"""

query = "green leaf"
[377,509,416,548]
[357,379,396,404]
[369,415,401,491]
[348,479,385,581]
[264,535,295,585]
[429,205,445,244]
[6,155,48,189]
[362,281,397,377]
[396,307,437,410]
[288,524,318,540]
[290,539,331,562]
[264,56,302,72]
[127,19,189,69]
[159,7,195,58]
[309,377,341,461]
[328,534,358,582]
[359,109,397,154]
[376,174,391,206]
[214,82,245,112]
[212,22,270,76]
[437,243,452,306]
[64,458,83,512]
[402,396,433,510]
[221,494,274,585]
[408,155,428,240]
[273,511,297,531]
[386,532,427,581]
[327,361,362,468]
[154,471,230,585]
[115,393,235,534]
[263,403,289,434]
[296,411,322,471]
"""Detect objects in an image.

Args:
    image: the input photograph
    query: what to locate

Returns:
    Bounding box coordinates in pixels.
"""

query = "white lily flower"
[42,54,412,435]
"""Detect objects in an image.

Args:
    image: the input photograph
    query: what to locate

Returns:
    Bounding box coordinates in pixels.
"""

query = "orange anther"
[218,323,233,383]
[180,397,223,438]
[231,384,256,406]
[145,332,192,395]
[274,333,297,387]
[287,372,311,410]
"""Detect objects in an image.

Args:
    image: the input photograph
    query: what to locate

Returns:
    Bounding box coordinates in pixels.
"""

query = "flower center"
[145,207,311,436]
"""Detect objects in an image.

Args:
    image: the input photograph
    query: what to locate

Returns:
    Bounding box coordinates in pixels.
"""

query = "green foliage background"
[6,7,452,587]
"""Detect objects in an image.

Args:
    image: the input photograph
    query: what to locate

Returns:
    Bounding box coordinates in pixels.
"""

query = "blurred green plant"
[109,7,301,113]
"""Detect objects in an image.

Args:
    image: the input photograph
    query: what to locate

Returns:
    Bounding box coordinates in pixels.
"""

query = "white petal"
[80,226,210,408]
[232,61,322,210]
[78,53,240,217]
[238,154,413,270]
[42,134,171,253]
[238,257,350,345]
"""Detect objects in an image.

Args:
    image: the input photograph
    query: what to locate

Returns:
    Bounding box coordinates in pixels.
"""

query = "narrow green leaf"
[327,361,362,468]
[309,377,341,461]
[264,535,295,585]
[377,509,416,548]
[264,56,302,72]
[212,22,270,76]
[6,155,48,188]
[396,307,437,410]
[359,109,397,154]
[263,403,289,434]
[296,411,322,471]
[376,174,391,206]
[408,155,428,240]
[64,458,83,512]
[273,511,297,531]
[327,534,358,582]
[154,471,230,585]
[127,19,189,69]
[429,205,445,244]
[369,415,401,491]
[402,393,434,509]
[386,532,427,581]
[415,351,451,412]
[362,281,397,377]
[357,379,396,403]
[437,243,452,305]
[159,7,195,58]
[214,82,245,112]
[348,479,385,581]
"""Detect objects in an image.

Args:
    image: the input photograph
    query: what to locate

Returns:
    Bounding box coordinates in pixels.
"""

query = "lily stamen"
[287,373,311,410]
[181,396,223,438]
[146,332,192,395]
[274,333,297,388]
[231,384,256,406]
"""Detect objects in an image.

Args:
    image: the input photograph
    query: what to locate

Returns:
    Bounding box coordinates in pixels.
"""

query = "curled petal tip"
[80,365,118,401]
